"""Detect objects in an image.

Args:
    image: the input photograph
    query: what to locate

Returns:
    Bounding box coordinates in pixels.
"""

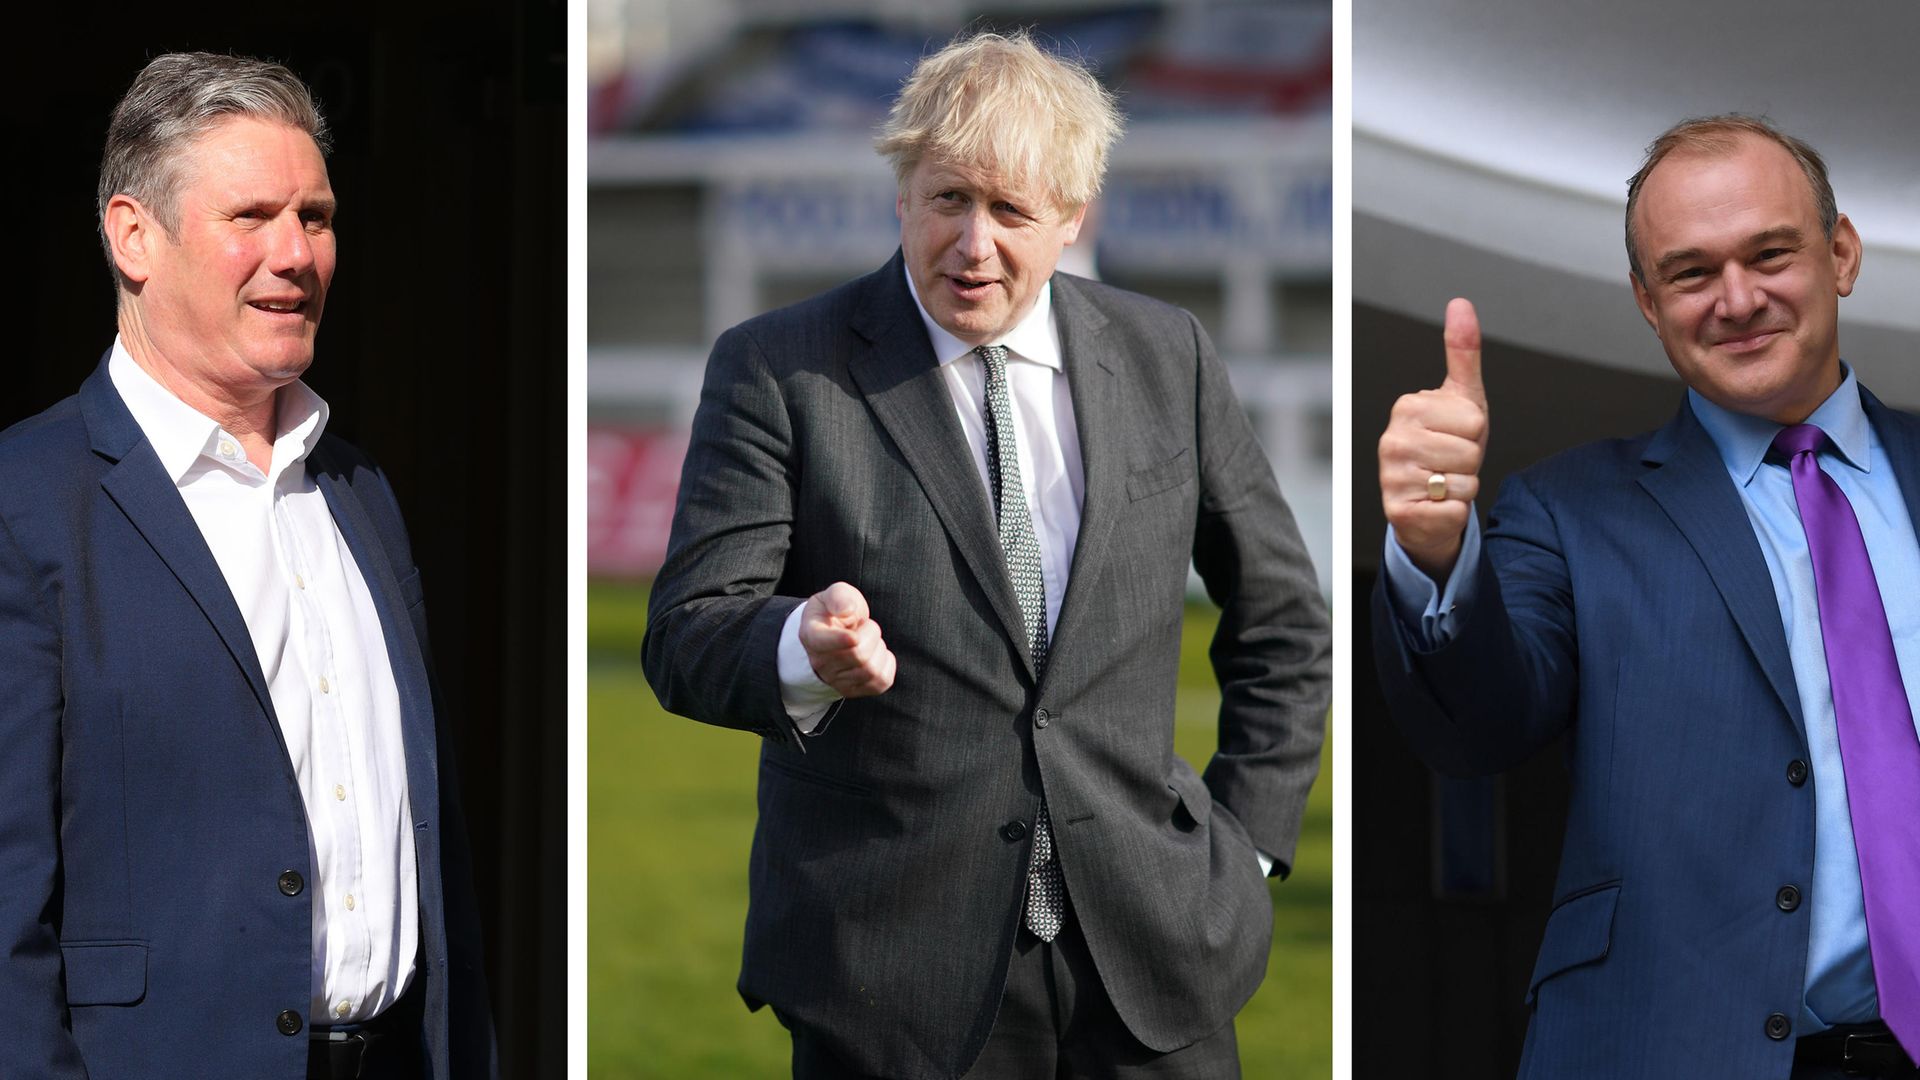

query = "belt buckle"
[1841,1030,1904,1074]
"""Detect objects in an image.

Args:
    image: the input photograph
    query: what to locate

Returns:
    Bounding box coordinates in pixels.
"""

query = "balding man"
[1374,116,1920,1079]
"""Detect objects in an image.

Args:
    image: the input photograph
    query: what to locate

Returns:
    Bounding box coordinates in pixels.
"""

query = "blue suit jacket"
[1372,386,1920,1079]
[0,360,495,1079]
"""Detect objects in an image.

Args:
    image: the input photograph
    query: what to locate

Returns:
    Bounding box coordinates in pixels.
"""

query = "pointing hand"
[799,582,897,698]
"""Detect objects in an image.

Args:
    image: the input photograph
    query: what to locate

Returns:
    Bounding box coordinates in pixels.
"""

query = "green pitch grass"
[588,581,1331,1077]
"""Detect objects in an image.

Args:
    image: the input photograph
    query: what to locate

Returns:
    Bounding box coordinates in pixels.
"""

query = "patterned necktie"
[978,344,1065,942]
[1773,423,1920,1054]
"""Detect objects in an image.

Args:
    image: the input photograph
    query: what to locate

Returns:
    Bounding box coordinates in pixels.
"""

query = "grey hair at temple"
[97,51,330,270]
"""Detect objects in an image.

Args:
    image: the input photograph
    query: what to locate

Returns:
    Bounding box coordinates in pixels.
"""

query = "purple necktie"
[1774,423,1920,1054]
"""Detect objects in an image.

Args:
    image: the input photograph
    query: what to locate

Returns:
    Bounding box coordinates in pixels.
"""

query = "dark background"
[1350,300,1682,1076]
[0,6,565,1075]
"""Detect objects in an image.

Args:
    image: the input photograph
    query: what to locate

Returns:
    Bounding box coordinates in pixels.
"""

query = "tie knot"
[975,344,1009,373]
[1771,423,1829,460]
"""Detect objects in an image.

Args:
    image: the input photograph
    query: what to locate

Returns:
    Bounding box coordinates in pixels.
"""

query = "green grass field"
[588,581,1330,1078]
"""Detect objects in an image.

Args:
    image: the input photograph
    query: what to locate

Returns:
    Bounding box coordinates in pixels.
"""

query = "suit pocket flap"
[62,941,148,1006]
[1126,449,1193,501]
[1525,884,1619,1003]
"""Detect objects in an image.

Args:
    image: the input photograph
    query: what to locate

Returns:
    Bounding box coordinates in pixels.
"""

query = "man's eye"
[1756,248,1789,262]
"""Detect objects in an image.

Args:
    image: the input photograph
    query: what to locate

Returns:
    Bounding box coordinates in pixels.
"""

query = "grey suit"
[643,251,1328,1080]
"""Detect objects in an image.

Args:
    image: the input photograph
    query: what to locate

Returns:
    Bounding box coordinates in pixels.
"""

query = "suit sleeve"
[0,510,88,1077]
[641,324,809,747]
[1370,469,1580,776]
[1185,312,1331,877]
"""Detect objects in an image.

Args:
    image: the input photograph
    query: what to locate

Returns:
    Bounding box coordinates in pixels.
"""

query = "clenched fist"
[1378,298,1489,579]
[800,582,897,698]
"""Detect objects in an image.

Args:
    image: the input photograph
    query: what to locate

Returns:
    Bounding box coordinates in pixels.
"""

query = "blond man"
[646,30,1327,1079]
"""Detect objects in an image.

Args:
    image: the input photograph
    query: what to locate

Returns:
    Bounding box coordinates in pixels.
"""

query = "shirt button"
[218,440,236,458]
[318,676,330,694]
[334,784,346,801]
[345,893,356,911]
[335,1001,351,1019]
[295,574,306,590]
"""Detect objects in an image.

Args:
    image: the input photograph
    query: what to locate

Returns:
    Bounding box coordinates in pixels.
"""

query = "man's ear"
[1058,202,1089,246]
[1630,270,1659,334]
[103,193,161,285]
[1831,212,1862,298]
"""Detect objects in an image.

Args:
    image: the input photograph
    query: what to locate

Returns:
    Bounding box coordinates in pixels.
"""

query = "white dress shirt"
[109,340,417,1025]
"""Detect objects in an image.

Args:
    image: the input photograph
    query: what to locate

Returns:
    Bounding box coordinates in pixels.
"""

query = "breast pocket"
[1126,448,1194,502]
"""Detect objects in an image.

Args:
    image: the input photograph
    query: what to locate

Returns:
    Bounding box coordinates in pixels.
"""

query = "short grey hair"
[98,52,330,267]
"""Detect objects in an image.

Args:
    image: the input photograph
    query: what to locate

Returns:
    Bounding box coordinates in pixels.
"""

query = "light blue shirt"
[1383,365,1920,1030]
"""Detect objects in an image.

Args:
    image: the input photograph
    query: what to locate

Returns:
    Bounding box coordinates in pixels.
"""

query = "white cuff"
[778,603,842,734]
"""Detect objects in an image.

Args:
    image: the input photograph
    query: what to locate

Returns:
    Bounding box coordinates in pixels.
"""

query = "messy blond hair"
[875,29,1123,212]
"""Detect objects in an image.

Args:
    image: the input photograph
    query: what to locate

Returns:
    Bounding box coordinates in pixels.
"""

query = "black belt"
[1794,1022,1918,1077]
[306,982,424,1080]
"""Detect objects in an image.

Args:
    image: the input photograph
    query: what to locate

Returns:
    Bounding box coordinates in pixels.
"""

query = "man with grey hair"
[646,29,1328,1079]
[1374,115,1920,1078]
[0,52,493,1079]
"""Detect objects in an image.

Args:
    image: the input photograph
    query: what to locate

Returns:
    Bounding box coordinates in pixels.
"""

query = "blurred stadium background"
[586,1,1331,1075]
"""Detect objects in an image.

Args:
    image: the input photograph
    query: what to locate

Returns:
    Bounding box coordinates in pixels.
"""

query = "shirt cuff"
[778,603,842,734]
[1381,511,1482,650]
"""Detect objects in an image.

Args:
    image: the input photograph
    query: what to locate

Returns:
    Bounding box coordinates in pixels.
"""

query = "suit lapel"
[1637,400,1805,738]
[1046,274,1119,681]
[847,255,1035,678]
[1863,388,1920,545]
[79,361,282,732]
[309,451,441,798]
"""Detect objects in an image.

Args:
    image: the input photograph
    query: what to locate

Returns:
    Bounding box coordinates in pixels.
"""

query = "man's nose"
[266,214,317,276]
[1715,264,1767,322]
[954,209,995,263]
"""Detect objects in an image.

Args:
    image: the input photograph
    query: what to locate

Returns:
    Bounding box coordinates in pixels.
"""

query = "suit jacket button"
[1787,759,1809,786]
[278,870,305,897]
[1002,820,1029,842]
[1034,708,1051,729]
[1776,885,1801,912]
[1765,1013,1792,1040]
[277,1009,303,1036]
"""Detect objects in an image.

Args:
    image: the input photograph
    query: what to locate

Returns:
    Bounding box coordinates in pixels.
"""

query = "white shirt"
[108,340,417,1025]
[776,273,1084,723]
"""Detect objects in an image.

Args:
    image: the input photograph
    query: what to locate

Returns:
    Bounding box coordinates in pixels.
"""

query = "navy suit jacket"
[1372,385,1920,1078]
[0,359,495,1079]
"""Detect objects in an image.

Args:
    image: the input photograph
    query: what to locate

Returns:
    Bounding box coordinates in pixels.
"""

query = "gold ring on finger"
[1426,472,1448,501]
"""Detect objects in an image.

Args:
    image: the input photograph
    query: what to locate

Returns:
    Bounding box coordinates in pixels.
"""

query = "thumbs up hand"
[1378,298,1489,580]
